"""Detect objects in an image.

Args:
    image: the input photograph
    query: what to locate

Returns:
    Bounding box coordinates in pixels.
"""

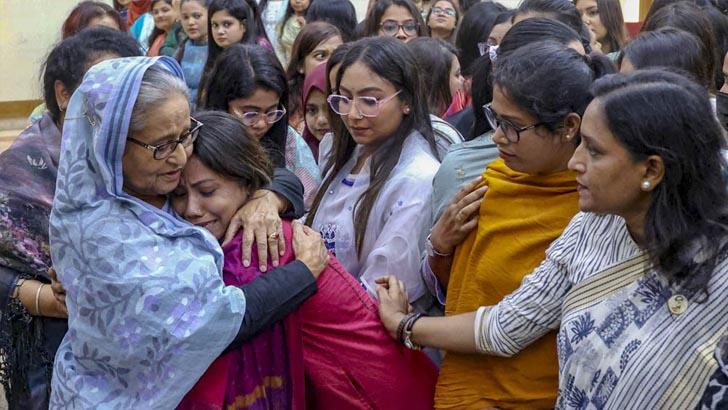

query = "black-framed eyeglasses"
[379,20,418,36]
[327,90,402,118]
[127,117,203,160]
[483,103,545,143]
[232,106,287,126]
[431,6,457,17]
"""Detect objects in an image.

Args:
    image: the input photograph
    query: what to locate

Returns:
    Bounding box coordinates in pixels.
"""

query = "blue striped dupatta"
[49,56,246,409]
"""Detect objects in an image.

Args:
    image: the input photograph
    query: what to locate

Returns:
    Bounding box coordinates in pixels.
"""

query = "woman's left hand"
[375,276,410,340]
[222,190,285,272]
[49,266,66,306]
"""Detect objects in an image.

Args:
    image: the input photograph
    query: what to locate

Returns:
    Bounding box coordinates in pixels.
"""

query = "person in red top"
[173,110,438,409]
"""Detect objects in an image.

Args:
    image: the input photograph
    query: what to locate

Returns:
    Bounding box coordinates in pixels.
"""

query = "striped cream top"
[474,211,728,409]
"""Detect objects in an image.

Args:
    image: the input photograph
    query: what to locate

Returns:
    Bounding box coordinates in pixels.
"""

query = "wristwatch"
[426,233,452,257]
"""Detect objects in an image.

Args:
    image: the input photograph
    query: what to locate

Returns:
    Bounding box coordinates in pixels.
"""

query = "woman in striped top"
[378,69,728,409]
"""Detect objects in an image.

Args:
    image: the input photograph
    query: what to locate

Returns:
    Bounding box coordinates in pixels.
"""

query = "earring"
[641,180,651,190]
[404,107,411,114]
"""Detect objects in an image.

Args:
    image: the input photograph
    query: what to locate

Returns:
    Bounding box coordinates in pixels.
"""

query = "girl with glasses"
[173,110,437,409]
[305,36,440,313]
[202,44,321,208]
[426,0,459,44]
[390,40,611,409]
[364,0,428,43]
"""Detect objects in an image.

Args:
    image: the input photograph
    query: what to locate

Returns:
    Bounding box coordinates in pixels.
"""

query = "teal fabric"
[431,131,498,223]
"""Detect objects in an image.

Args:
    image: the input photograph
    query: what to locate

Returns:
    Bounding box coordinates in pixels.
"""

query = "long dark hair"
[42,27,141,126]
[702,5,728,89]
[619,28,713,90]
[465,18,600,140]
[305,37,437,255]
[591,69,728,293]
[148,0,174,48]
[286,22,342,126]
[364,0,429,38]
[576,0,629,52]
[641,1,718,91]
[199,0,258,102]
[305,0,358,42]
[201,44,289,168]
[516,0,594,53]
[407,37,458,117]
[455,1,507,77]
[191,110,273,189]
[276,0,306,40]
[493,41,612,139]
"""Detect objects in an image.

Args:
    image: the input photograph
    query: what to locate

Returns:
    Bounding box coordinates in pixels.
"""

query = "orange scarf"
[128,0,152,28]
[147,32,167,57]
[436,159,579,410]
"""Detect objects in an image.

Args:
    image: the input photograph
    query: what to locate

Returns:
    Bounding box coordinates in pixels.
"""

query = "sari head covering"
[49,56,246,409]
[301,63,328,162]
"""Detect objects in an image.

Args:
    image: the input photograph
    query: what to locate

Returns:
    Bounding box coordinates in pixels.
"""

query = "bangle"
[396,313,417,344]
[402,313,425,350]
[35,283,44,316]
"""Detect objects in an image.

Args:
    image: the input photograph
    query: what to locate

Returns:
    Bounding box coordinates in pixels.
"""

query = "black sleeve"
[267,168,305,219]
[224,260,317,353]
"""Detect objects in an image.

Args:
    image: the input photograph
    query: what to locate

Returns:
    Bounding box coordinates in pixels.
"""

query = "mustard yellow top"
[436,159,579,410]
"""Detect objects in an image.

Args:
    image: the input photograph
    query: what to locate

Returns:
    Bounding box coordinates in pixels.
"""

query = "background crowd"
[1,0,728,409]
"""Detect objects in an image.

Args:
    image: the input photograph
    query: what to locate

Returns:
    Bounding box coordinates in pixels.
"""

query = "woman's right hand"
[430,176,487,255]
[292,221,330,279]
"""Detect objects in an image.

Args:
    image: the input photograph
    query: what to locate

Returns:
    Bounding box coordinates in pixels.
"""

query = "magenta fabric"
[182,220,437,409]
[178,227,303,410]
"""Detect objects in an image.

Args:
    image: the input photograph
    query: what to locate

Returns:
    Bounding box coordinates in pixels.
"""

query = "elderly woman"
[0,27,140,410]
[378,69,728,408]
[48,56,329,409]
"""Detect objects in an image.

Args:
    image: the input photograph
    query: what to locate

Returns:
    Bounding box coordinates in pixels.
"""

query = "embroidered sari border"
[561,254,649,319]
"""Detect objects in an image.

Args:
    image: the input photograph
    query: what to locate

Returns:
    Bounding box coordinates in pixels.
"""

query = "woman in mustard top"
[399,40,612,409]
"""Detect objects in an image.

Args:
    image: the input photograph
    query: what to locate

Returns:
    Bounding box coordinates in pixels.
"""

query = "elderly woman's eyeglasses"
[327,90,402,118]
[483,103,545,143]
[431,7,456,16]
[232,106,287,126]
[127,117,203,160]
[379,20,418,36]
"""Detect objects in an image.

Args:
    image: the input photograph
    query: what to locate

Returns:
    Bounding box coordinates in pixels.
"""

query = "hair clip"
[488,45,499,63]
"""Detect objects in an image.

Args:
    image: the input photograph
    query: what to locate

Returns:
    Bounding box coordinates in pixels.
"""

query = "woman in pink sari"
[173,110,437,409]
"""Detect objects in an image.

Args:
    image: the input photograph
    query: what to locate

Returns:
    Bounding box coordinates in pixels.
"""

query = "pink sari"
[181,221,438,409]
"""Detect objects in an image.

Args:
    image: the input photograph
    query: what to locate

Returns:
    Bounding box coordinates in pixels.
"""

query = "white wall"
[0,0,114,102]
